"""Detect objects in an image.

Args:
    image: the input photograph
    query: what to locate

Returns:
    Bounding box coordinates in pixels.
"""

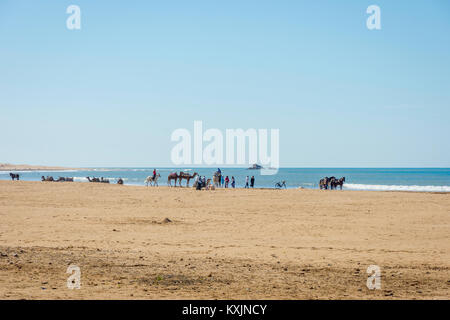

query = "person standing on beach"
[225,176,229,188]
[250,176,255,188]
[231,176,235,188]
[245,176,249,188]
[217,168,222,187]
[221,175,224,187]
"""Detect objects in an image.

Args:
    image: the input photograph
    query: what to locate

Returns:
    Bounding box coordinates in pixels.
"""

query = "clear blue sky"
[1,0,449,167]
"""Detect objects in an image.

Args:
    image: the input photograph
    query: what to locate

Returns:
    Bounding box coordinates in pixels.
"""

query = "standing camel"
[167,172,179,187]
[178,172,198,187]
[213,172,221,187]
[145,173,161,186]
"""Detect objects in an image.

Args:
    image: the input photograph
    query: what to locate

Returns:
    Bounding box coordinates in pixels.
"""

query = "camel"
[9,173,20,181]
[145,173,161,186]
[56,177,74,182]
[117,178,124,185]
[213,172,221,187]
[167,172,179,187]
[41,176,54,182]
[178,172,198,187]
[86,177,100,183]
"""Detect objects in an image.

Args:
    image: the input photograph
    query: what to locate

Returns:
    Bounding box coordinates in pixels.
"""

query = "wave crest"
[344,183,450,192]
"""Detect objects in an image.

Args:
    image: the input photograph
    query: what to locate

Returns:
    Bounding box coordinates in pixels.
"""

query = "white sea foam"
[73,177,88,182]
[73,177,129,182]
[344,183,450,192]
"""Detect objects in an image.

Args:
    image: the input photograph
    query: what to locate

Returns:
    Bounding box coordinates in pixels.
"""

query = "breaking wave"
[73,177,128,182]
[344,183,450,192]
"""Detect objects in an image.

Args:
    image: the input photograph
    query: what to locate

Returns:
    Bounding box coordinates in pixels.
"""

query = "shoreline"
[2,180,450,194]
[1,166,449,193]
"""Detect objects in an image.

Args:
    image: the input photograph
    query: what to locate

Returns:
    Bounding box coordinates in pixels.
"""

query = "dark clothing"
[250,177,255,188]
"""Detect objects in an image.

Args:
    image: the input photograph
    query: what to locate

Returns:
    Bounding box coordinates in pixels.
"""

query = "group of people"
[215,169,255,189]
[195,175,209,190]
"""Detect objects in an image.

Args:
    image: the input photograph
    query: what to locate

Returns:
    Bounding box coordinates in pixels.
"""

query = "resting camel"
[145,173,161,186]
[86,177,100,183]
[55,177,74,182]
[167,172,179,187]
[41,176,54,182]
[178,172,198,187]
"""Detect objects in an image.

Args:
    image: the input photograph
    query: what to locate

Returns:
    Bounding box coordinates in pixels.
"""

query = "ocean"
[1,168,450,192]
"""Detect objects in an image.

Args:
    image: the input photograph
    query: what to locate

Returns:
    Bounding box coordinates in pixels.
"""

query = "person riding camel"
[152,169,156,180]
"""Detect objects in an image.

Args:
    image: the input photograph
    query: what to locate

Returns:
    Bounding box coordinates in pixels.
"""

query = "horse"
[178,172,198,187]
[275,181,287,189]
[9,173,20,181]
[319,177,329,190]
[167,172,179,187]
[145,173,161,186]
[332,177,345,190]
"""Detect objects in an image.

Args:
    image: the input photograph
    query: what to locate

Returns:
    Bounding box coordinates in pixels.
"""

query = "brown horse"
[167,172,179,187]
[178,172,198,187]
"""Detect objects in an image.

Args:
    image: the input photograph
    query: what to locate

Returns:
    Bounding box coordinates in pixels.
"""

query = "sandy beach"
[0,180,448,299]
[0,163,83,172]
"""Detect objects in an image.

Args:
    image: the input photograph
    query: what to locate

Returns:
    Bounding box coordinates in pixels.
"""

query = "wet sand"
[0,180,448,299]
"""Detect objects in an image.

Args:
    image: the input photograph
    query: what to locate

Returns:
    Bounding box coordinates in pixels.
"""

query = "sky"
[0,0,449,168]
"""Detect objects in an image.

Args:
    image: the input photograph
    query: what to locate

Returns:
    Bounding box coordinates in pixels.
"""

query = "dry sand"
[0,163,82,171]
[0,180,448,299]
